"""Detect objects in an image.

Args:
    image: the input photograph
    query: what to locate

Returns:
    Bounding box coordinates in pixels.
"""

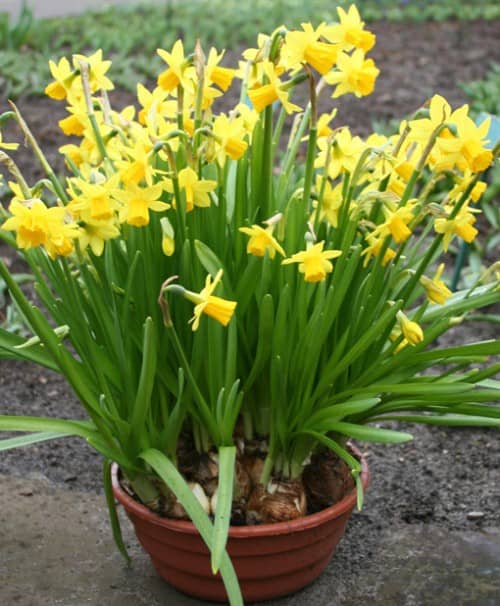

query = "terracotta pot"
[111,446,369,603]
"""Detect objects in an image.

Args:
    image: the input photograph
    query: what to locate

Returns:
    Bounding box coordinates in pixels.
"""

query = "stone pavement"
[2,0,164,19]
[1,472,500,606]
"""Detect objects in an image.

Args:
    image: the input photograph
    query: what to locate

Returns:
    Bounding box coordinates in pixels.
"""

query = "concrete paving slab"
[2,0,165,19]
[1,472,499,606]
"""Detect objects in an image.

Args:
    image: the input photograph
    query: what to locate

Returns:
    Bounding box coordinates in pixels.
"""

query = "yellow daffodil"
[211,114,248,164]
[361,233,396,267]
[78,220,120,256]
[184,270,237,331]
[434,204,479,251]
[2,198,78,257]
[239,224,286,259]
[324,5,376,52]
[407,94,452,148]
[377,202,415,244]
[44,57,75,100]
[313,178,342,227]
[435,106,493,173]
[325,49,379,98]
[316,109,337,139]
[205,48,236,92]
[165,167,217,213]
[72,50,114,93]
[2,199,51,249]
[157,40,195,92]
[136,83,177,126]
[282,23,338,75]
[116,183,169,227]
[67,178,121,221]
[396,310,424,346]
[117,140,157,186]
[420,264,453,305]
[282,241,342,283]
[247,62,301,114]
[315,127,365,179]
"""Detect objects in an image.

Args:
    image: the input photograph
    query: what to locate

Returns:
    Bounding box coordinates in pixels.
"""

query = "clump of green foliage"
[461,63,500,117]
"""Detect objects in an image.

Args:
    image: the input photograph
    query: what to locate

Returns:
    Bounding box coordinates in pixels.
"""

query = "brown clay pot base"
[111,446,369,603]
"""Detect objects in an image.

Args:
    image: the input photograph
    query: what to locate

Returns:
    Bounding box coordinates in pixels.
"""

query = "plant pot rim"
[111,443,370,538]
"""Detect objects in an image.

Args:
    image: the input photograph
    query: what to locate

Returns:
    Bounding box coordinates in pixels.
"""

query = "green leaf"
[372,414,500,428]
[306,398,381,429]
[0,430,71,451]
[139,448,243,606]
[0,327,59,370]
[211,445,236,574]
[242,293,274,392]
[0,415,96,438]
[103,459,130,563]
[194,240,230,291]
[326,421,413,443]
[130,317,157,449]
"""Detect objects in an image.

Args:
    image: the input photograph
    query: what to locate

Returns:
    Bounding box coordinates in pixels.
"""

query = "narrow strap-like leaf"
[139,448,243,606]
[102,459,130,563]
[211,445,236,574]
[0,431,71,451]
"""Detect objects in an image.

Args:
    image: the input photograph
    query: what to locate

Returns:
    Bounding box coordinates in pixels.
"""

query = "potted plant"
[0,5,499,604]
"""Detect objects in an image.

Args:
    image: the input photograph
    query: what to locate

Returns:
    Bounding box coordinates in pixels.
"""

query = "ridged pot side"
[111,447,369,603]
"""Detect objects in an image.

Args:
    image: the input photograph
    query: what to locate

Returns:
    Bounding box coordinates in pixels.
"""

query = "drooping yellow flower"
[377,202,415,244]
[205,48,236,92]
[2,199,51,249]
[136,83,177,126]
[316,109,337,139]
[407,94,452,148]
[165,167,217,213]
[2,198,78,257]
[313,178,343,227]
[185,270,237,331]
[420,264,453,305]
[434,204,479,251]
[435,106,493,173]
[117,141,156,186]
[78,220,120,256]
[315,127,365,180]
[157,40,195,92]
[282,241,342,283]
[324,5,376,52]
[361,233,396,267]
[325,49,379,98]
[44,57,75,100]
[67,179,118,222]
[396,311,424,346]
[282,23,338,75]
[115,183,169,227]
[211,114,248,164]
[247,62,301,114]
[72,50,114,93]
[58,98,89,137]
[239,224,286,259]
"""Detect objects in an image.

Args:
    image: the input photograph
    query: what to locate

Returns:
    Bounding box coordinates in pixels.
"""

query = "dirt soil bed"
[0,17,499,604]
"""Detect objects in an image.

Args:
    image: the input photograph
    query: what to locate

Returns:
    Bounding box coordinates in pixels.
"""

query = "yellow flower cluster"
[0,5,495,334]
